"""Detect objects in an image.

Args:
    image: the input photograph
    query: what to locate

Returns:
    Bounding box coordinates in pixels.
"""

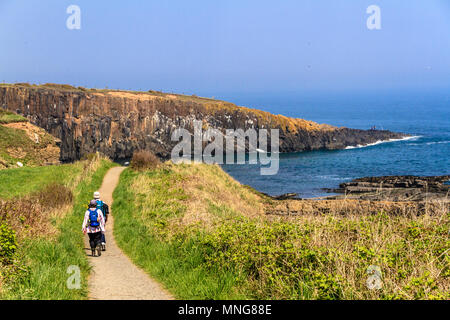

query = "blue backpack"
[96,200,104,217]
[89,209,100,227]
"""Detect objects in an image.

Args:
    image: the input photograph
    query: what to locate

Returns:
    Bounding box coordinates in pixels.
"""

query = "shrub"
[0,222,17,262]
[0,183,73,239]
[130,150,161,170]
[81,153,99,161]
[36,183,73,209]
[199,220,341,299]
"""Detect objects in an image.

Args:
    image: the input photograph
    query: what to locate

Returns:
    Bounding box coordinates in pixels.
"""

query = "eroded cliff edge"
[0,84,408,162]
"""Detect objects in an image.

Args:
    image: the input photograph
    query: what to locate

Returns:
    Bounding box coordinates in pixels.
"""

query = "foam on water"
[344,136,422,150]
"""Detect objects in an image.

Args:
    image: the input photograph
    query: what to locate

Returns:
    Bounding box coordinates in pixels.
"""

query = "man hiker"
[82,200,106,257]
[93,191,109,251]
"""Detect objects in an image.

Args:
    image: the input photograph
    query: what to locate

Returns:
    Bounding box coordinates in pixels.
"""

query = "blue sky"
[1,0,449,99]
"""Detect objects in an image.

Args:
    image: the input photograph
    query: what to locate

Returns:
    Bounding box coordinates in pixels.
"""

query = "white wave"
[345,135,422,150]
[316,175,352,181]
[426,140,450,146]
[407,140,449,146]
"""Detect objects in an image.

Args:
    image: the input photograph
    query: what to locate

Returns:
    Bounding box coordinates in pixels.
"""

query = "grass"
[113,163,449,300]
[0,109,27,124]
[0,163,83,199]
[113,166,249,299]
[0,155,116,299]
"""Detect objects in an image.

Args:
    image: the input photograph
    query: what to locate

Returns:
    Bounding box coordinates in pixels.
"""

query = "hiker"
[82,200,105,257]
[93,191,109,251]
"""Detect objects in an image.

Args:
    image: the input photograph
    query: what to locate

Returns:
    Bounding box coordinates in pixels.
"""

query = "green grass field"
[113,168,247,299]
[0,163,83,199]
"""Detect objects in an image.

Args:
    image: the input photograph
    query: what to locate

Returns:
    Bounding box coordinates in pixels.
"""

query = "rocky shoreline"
[324,175,450,202]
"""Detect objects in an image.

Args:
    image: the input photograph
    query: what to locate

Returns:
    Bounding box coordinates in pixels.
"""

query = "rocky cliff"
[0,84,407,162]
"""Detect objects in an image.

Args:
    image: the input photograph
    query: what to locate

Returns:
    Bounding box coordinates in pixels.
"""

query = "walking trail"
[85,166,173,300]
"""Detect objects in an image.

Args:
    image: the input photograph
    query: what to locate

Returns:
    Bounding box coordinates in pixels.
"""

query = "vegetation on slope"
[0,163,82,199]
[0,154,116,299]
[113,162,449,300]
[0,109,27,125]
[0,110,60,169]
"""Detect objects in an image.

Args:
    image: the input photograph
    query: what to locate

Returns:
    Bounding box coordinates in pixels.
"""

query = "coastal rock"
[0,84,408,162]
[327,175,450,202]
[264,198,447,216]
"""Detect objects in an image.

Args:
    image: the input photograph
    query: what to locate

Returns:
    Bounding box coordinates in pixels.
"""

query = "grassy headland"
[113,163,449,300]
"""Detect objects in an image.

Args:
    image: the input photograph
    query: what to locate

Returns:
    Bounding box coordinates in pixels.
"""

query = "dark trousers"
[101,217,107,244]
[88,232,102,249]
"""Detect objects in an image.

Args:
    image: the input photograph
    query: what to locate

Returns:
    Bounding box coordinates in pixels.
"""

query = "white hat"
[94,192,100,199]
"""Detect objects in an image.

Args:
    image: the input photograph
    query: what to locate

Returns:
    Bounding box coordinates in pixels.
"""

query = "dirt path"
[85,166,173,300]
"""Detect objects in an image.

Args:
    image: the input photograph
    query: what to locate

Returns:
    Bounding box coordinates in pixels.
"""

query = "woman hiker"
[82,199,106,257]
[93,191,109,251]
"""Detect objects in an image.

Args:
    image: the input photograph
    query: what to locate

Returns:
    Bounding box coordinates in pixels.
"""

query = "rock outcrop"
[0,83,408,162]
[326,175,450,202]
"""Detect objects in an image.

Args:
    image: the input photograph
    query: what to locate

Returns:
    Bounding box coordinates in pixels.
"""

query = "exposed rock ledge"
[325,175,450,202]
[0,83,408,162]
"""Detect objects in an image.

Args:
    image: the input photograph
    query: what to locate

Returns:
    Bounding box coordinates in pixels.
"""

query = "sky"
[0,0,449,100]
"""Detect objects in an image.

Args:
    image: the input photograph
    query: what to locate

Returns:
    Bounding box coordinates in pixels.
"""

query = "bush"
[81,153,99,161]
[0,223,17,262]
[0,183,73,239]
[199,220,342,299]
[36,183,73,209]
[130,150,161,170]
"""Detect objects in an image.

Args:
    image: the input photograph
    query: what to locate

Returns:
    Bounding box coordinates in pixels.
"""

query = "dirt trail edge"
[85,166,174,300]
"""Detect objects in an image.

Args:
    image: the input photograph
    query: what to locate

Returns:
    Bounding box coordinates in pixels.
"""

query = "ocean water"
[221,91,450,198]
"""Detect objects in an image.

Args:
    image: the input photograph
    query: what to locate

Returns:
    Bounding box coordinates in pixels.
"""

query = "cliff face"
[0,84,407,162]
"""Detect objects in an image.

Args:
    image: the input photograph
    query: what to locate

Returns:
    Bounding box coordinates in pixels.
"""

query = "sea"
[220,90,450,198]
